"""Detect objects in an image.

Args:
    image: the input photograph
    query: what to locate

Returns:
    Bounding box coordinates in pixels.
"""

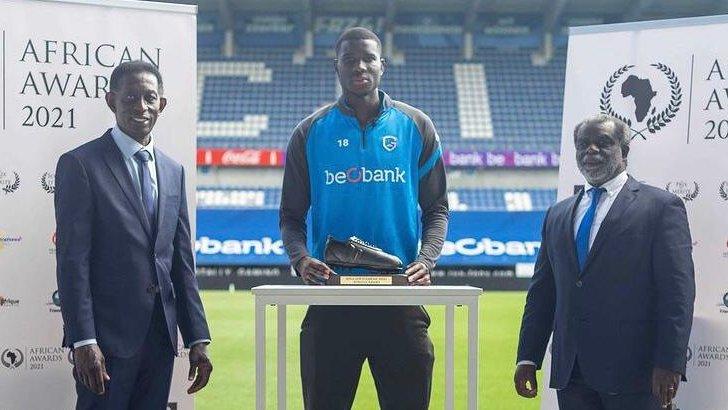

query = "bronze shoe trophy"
[324,236,409,285]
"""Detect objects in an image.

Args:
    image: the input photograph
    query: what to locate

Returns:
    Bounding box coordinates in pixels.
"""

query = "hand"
[405,261,431,285]
[73,344,110,395]
[297,256,334,285]
[514,364,538,398]
[652,367,680,408]
[187,343,213,394]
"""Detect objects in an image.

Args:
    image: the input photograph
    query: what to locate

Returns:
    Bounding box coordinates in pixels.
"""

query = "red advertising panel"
[196,149,285,167]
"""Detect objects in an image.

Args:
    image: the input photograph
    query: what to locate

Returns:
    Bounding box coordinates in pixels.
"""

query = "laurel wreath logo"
[1,172,20,194]
[41,172,55,194]
[666,181,700,201]
[599,63,682,138]
[719,181,728,201]
[0,348,24,369]
[600,64,635,127]
[646,63,682,133]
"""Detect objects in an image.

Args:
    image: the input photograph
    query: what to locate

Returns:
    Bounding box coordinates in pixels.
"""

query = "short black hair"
[109,60,164,94]
[334,27,382,56]
[573,114,631,158]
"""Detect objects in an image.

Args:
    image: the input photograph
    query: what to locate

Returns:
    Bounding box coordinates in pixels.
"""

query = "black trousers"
[75,297,175,410]
[300,306,434,410]
[557,360,661,410]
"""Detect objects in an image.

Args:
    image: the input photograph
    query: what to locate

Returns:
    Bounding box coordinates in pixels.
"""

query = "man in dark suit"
[55,60,212,409]
[514,115,695,409]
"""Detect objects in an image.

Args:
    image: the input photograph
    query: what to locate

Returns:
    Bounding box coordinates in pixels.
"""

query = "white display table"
[251,285,483,410]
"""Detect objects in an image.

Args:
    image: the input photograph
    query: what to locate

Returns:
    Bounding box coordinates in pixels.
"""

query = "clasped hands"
[297,256,431,285]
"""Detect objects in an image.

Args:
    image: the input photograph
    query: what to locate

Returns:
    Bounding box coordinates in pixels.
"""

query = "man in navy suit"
[55,60,212,409]
[514,115,695,409]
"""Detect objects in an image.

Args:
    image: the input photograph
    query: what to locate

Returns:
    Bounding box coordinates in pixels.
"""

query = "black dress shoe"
[324,236,403,271]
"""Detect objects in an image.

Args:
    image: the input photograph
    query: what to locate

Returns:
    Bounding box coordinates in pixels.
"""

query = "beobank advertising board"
[195,209,544,267]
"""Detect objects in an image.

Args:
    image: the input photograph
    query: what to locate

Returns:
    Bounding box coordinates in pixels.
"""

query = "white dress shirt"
[74,128,208,349]
[517,171,628,367]
[111,126,159,206]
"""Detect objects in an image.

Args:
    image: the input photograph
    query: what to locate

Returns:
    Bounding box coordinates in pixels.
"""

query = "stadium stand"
[196,187,557,212]
[196,42,565,152]
[479,47,566,152]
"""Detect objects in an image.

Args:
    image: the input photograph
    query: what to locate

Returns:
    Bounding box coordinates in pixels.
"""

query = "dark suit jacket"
[54,129,210,358]
[517,175,695,394]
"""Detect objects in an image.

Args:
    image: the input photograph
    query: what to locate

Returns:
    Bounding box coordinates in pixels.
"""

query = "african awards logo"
[665,181,700,202]
[600,63,681,140]
[719,181,728,202]
[0,170,21,194]
[1,348,24,370]
[40,172,55,194]
[688,341,728,369]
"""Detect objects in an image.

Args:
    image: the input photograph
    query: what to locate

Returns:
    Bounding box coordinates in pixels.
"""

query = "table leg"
[445,304,455,410]
[467,300,479,410]
[277,304,287,410]
[256,298,266,410]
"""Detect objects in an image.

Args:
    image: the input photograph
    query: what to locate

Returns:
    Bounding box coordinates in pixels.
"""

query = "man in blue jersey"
[280,27,449,409]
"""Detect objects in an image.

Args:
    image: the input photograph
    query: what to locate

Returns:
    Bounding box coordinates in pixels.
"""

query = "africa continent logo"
[1,348,24,369]
[600,63,682,140]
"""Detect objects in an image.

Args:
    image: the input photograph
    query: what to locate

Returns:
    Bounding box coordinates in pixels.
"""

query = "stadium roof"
[152,0,726,23]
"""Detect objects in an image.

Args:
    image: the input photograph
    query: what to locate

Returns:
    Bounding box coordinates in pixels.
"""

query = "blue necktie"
[133,150,156,228]
[576,187,605,272]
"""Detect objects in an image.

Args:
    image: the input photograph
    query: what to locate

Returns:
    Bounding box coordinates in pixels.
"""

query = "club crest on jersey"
[382,135,398,152]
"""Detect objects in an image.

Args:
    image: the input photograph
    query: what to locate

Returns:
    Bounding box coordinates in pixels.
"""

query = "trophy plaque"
[324,236,409,286]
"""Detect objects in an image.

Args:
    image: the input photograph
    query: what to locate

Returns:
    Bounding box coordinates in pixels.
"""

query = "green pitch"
[196,290,542,410]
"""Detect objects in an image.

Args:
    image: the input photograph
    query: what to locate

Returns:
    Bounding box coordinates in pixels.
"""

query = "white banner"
[0,0,197,408]
[542,15,728,410]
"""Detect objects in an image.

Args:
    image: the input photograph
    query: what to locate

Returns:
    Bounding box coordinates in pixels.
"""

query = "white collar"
[110,126,155,162]
[585,170,628,197]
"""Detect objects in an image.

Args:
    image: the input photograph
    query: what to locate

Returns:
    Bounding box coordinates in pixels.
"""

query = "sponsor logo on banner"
[431,267,517,278]
[0,170,21,194]
[324,166,406,185]
[195,236,285,256]
[40,172,55,194]
[196,266,285,278]
[382,135,398,152]
[444,150,559,168]
[441,238,541,257]
[719,291,728,313]
[0,232,23,252]
[49,231,57,254]
[167,403,178,410]
[600,63,681,140]
[1,348,24,369]
[665,181,700,201]
[176,341,189,359]
[719,181,728,201]
[0,295,21,308]
[196,148,284,167]
[46,290,61,313]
